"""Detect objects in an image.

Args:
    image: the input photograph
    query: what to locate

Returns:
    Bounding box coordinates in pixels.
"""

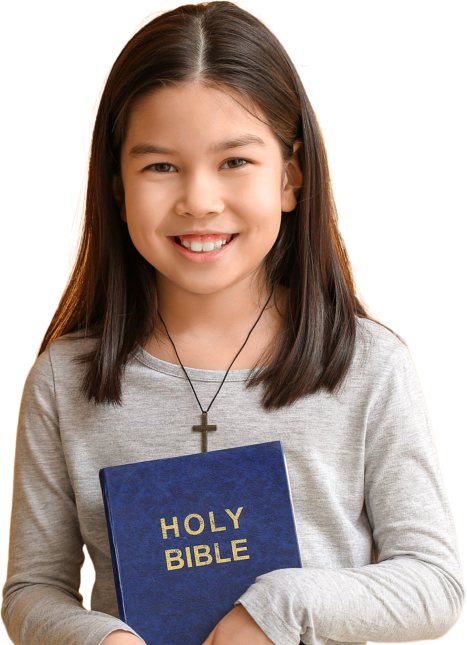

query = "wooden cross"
[193,412,217,453]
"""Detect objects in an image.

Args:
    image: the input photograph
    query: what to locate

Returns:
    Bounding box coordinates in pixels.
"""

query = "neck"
[145,271,287,371]
[154,272,274,342]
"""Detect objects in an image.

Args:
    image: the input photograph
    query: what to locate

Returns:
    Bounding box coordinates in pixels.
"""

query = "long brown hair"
[38,1,399,410]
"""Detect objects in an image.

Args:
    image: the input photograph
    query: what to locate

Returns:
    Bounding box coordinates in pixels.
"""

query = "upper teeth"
[181,239,227,252]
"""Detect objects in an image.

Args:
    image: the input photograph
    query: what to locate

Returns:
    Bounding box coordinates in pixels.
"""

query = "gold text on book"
[165,539,249,570]
[160,507,249,571]
[160,507,243,539]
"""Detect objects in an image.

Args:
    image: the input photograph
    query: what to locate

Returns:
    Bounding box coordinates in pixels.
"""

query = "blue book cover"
[99,441,302,645]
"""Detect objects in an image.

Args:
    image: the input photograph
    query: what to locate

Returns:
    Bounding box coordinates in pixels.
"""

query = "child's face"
[118,82,300,296]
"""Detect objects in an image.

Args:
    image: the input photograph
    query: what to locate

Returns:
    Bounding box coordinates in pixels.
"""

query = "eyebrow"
[128,134,266,157]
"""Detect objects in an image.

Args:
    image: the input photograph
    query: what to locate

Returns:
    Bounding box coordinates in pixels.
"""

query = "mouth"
[171,233,238,253]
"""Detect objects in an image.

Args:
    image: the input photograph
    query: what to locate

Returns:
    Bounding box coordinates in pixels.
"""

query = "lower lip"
[168,236,238,264]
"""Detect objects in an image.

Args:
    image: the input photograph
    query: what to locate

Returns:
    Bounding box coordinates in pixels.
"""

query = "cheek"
[124,183,167,238]
[122,189,168,267]
[230,172,283,231]
[250,184,284,254]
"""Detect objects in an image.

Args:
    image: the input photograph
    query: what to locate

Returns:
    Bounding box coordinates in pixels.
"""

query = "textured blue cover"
[99,441,302,645]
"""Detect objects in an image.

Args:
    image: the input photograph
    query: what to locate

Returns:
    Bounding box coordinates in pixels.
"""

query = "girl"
[2,2,464,645]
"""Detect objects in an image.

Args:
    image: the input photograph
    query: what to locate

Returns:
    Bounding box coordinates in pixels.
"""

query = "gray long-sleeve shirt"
[2,317,464,645]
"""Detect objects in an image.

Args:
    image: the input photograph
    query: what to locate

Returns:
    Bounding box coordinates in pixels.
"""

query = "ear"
[281,140,303,213]
[112,175,127,223]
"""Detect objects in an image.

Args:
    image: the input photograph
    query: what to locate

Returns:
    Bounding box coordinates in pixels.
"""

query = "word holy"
[160,507,250,571]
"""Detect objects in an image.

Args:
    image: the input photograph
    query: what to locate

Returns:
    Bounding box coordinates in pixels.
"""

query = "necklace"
[157,287,274,453]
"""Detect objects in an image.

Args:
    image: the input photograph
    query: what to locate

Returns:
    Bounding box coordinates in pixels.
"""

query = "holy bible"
[99,440,302,645]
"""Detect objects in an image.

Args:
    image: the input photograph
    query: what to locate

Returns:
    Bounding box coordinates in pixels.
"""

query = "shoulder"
[25,331,99,396]
[355,316,408,356]
[329,317,421,414]
[351,316,413,383]
[47,329,99,363]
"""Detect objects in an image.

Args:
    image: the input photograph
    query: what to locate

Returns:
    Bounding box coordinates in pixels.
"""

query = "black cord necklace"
[157,287,274,453]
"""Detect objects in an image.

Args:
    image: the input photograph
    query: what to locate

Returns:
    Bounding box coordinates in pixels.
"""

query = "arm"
[1,348,146,645]
[101,631,145,645]
[233,347,465,645]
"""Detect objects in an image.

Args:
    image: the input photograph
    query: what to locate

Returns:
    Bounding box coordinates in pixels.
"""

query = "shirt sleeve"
[234,346,465,645]
[1,348,147,645]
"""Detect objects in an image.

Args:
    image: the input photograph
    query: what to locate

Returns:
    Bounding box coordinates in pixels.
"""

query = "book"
[99,440,302,645]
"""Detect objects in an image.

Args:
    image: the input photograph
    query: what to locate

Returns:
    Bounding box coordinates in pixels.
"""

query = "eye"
[221,158,250,169]
[143,158,250,172]
[145,162,176,173]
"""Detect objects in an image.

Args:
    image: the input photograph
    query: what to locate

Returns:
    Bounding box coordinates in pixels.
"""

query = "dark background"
[3,1,461,642]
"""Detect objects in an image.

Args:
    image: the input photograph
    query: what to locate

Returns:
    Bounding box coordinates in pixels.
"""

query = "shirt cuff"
[234,570,304,645]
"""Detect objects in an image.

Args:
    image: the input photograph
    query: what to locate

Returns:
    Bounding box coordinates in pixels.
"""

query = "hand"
[201,604,274,645]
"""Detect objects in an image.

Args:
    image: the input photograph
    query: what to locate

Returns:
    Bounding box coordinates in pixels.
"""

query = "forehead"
[123,83,275,152]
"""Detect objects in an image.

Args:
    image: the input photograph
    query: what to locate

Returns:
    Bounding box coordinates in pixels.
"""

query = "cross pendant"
[193,412,217,453]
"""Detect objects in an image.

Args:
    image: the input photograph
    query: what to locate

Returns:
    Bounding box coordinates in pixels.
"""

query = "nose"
[174,169,224,218]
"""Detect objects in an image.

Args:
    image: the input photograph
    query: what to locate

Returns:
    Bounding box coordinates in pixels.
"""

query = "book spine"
[99,469,127,622]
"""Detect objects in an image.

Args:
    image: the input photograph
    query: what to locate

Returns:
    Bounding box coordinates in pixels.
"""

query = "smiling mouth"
[172,234,238,253]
